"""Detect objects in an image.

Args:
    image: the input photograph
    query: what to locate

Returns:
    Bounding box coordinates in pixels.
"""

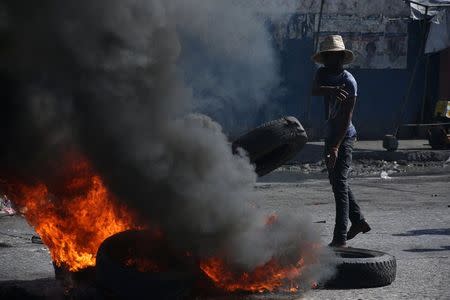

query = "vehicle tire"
[382,134,398,152]
[325,247,396,289]
[96,230,195,300]
[428,127,449,150]
[232,116,308,177]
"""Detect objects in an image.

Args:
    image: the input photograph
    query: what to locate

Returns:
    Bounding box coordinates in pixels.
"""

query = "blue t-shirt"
[315,67,357,139]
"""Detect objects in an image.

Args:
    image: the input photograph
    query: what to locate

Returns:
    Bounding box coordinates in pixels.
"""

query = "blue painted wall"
[270,20,439,140]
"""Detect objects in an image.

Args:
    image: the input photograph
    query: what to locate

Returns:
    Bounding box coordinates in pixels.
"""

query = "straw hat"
[312,35,354,65]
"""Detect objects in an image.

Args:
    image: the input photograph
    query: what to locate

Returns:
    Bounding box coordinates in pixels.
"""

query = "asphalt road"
[257,173,450,299]
[0,173,449,299]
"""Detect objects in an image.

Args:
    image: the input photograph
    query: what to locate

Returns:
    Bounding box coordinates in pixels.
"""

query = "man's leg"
[348,186,364,225]
[328,138,353,244]
[344,138,371,239]
[347,185,371,240]
[341,137,364,224]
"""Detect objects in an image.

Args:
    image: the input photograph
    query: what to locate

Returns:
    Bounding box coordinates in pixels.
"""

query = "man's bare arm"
[312,82,349,101]
[325,96,356,169]
[312,85,336,96]
[330,96,356,149]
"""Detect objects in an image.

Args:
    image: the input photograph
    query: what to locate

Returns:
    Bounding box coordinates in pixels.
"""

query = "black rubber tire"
[232,116,308,177]
[428,127,449,149]
[96,230,195,300]
[325,247,396,289]
[382,134,399,152]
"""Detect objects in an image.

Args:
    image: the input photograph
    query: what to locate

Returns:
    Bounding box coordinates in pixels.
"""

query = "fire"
[186,212,310,293]
[3,153,322,294]
[6,156,140,271]
[124,258,163,273]
[265,213,278,226]
[200,256,305,293]
[199,225,322,293]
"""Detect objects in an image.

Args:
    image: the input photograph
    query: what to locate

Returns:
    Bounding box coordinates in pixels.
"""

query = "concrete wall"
[178,1,440,140]
[250,0,440,140]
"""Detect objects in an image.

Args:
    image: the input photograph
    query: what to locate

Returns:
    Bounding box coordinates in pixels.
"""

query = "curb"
[353,150,450,162]
[293,143,450,163]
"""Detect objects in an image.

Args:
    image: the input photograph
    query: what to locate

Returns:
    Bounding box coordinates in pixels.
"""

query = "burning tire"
[232,116,308,177]
[325,248,396,289]
[95,230,196,299]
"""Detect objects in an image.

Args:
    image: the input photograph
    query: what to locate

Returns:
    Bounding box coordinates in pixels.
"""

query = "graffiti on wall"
[242,0,411,69]
[235,0,409,17]
[317,14,409,69]
[270,12,409,69]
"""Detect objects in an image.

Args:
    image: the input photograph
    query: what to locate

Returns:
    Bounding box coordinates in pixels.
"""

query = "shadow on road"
[0,278,61,299]
[403,246,450,253]
[392,228,450,236]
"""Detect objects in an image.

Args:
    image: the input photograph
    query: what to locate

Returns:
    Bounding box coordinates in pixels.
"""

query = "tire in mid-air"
[232,116,308,177]
[325,247,397,289]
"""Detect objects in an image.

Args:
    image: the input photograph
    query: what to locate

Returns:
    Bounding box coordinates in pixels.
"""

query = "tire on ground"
[325,247,397,289]
[428,126,449,149]
[232,116,308,177]
[382,134,399,152]
[96,230,195,299]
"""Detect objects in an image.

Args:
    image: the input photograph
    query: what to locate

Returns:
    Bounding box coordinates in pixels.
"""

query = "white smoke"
[170,0,283,133]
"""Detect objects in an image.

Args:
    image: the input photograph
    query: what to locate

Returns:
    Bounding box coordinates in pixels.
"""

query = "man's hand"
[326,146,339,170]
[332,85,349,103]
[312,84,349,100]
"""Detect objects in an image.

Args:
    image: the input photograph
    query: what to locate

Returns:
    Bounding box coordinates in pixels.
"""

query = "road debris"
[31,235,44,244]
[0,195,16,216]
[444,156,450,166]
[380,171,392,180]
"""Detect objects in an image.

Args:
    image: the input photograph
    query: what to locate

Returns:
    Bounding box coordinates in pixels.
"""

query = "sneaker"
[347,220,371,240]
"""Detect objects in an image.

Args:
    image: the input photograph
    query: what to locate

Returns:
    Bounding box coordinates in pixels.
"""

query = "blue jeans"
[325,137,364,243]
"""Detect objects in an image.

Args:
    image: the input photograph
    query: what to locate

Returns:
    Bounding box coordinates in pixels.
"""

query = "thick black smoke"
[0,0,334,285]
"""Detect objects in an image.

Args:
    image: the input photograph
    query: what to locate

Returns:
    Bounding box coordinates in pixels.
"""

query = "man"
[311,35,371,247]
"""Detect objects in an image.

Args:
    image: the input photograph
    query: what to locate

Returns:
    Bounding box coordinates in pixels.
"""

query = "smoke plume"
[0,0,334,287]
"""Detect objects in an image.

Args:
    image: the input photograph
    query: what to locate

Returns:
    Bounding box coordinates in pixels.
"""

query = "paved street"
[257,173,450,299]
[1,173,449,299]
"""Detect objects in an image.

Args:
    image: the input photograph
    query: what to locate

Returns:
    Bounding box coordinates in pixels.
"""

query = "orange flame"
[200,256,305,293]
[124,258,163,273]
[265,213,278,226]
[8,157,140,271]
[3,154,321,294]
[199,228,322,293]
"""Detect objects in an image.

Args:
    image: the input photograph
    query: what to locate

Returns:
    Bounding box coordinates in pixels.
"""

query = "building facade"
[228,0,442,140]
